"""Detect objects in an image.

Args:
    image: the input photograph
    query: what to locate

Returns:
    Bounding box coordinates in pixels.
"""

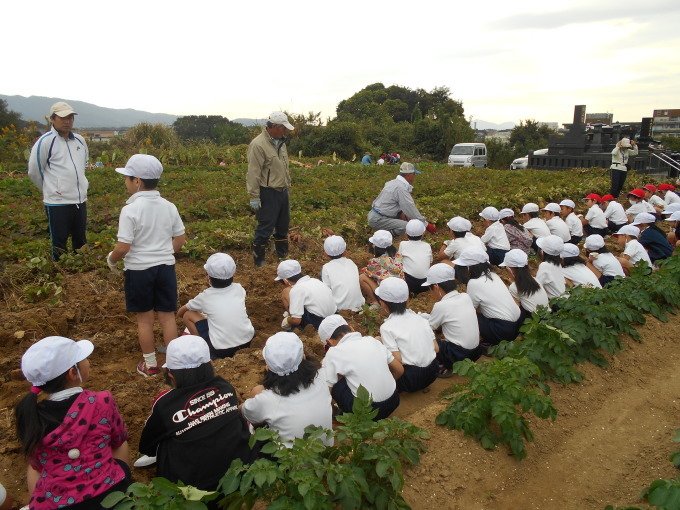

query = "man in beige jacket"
[246,112,294,266]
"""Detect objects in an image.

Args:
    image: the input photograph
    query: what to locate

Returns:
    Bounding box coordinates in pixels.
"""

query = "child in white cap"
[498,208,533,255]
[241,332,333,447]
[422,264,482,378]
[559,199,584,245]
[599,194,629,233]
[583,234,625,287]
[453,247,521,347]
[614,225,653,274]
[535,235,566,300]
[520,203,551,245]
[665,210,680,247]
[107,154,186,377]
[560,244,602,289]
[139,335,254,491]
[438,216,484,262]
[479,206,510,266]
[278,259,337,330]
[500,249,549,323]
[398,219,433,294]
[375,278,438,392]
[318,315,403,420]
[321,235,365,312]
[633,213,674,263]
[16,337,130,509]
[359,230,404,306]
[177,253,255,359]
[541,203,571,242]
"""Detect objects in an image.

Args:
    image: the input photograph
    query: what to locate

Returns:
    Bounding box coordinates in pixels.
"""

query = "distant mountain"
[471,119,516,131]
[232,118,265,127]
[1,95,179,128]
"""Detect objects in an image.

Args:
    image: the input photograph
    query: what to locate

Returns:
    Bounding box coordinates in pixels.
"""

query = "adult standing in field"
[246,112,295,267]
[368,162,435,237]
[609,137,638,198]
[28,102,89,261]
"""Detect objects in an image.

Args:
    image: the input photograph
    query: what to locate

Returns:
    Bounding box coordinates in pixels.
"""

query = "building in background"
[652,109,680,137]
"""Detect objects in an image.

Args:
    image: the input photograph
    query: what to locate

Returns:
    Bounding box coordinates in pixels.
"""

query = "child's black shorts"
[124,264,178,313]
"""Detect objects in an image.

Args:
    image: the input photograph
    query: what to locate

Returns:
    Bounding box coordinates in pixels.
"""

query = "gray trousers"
[254,187,289,246]
[367,209,407,237]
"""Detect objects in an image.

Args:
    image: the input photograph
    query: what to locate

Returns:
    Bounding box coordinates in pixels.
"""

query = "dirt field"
[0,246,678,509]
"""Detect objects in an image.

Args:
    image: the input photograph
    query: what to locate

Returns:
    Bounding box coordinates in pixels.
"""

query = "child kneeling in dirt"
[321,235,365,312]
[318,315,403,420]
[177,252,254,359]
[278,259,337,331]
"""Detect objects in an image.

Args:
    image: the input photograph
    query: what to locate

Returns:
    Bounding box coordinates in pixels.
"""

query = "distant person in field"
[367,162,435,237]
[246,112,295,267]
[609,137,637,198]
[28,102,89,261]
[360,152,373,165]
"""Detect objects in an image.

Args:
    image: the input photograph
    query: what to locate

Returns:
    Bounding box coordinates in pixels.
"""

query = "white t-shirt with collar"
[564,212,584,237]
[289,276,337,319]
[591,252,625,277]
[443,233,485,260]
[481,221,511,250]
[546,216,571,242]
[428,291,480,350]
[322,332,396,402]
[321,258,365,311]
[398,240,433,279]
[603,201,628,225]
[380,309,436,367]
[648,194,665,208]
[562,264,602,288]
[523,218,551,238]
[664,191,680,205]
[508,282,549,314]
[466,272,521,322]
[624,239,653,267]
[117,190,185,270]
[626,201,655,217]
[536,261,566,299]
[585,204,608,229]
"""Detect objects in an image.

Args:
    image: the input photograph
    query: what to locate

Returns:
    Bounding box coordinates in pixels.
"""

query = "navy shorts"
[331,378,400,421]
[477,314,521,345]
[396,359,438,393]
[404,272,428,295]
[195,319,252,359]
[436,338,483,369]
[124,264,178,313]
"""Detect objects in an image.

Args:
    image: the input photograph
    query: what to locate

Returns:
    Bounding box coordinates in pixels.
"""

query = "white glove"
[106,252,120,276]
[281,315,293,331]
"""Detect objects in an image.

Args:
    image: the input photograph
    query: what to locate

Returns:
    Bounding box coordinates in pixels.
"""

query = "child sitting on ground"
[321,235,365,312]
[398,219,433,294]
[642,184,665,213]
[535,235,566,300]
[438,216,484,262]
[560,244,602,289]
[658,183,680,207]
[376,277,439,393]
[359,230,403,305]
[278,259,337,331]
[625,189,655,223]
[600,194,629,233]
[559,199,584,245]
[579,193,608,236]
[499,208,533,255]
[632,213,674,263]
[665,211,680,247]
[479,206,511,266]
[542,203,571,242]
[520,203,551,250]
[614,225,653,274]
[500,249,549,323]
[583,234,626,287]
[177,252,254,359]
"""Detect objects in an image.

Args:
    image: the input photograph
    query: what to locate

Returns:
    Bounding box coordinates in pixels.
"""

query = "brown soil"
[0,244,678,509]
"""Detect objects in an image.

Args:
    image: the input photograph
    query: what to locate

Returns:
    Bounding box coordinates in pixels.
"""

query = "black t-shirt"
[139,376,254,490]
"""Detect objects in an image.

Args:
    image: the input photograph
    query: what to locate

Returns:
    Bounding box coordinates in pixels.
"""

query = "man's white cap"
[375,277,409,303]
[368,230,393,249]
[447,216,471,232]
[536,235,564,256]
[115,154,163,179]
[521,203,540,214]
[318,314,349,344]
[22,336,94,387]
[422,263,456,286]
[324,235,346,257]
[499,208,515,219]
[163,335,210,370]
[584,234,605,251]
[399,162,421,174]
[406,219,426,236]
[559,199,576,209]
[620,137,632,148]
[262,332,304,376]
[204,253,236,279]
[479,206,500,221]
[275,259,302,281]
[542,203,561,214]
[453,247,489,267]
[662,203,680,215]
[499,249,528,268]
[50,101,77,117]
[616,225,640,237]
[560,243,581,258]
[632,212,656,226]
[666,211,680,222]
[268,112,294,130]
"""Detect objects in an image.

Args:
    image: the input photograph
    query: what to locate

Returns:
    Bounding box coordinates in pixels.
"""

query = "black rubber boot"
[253,244,266,267]
[275,239,289,260]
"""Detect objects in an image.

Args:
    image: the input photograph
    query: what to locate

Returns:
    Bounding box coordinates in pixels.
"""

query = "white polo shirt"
[524,218,551,238]
[467,273,521,322]
[536,261,566,299]
[603,201,628,225]
[564,212,584,237]
[626,201,654,217]
[241,373,333,447]
[563,264,602,288]
[321,258,365,312]
[591,252,625,277]
[585,204,607,229]
[117,191,185,270]
[648,194,665,209]
[289,276,337,319]
[185,284,254,349]
[509,282,549,314]
[398,240,433,279]
[624,239,653,267]
[546,217,571,242]
[380,310,436,367]
[664,191,680,205]
[322,332,396,402]
[443,233,485,260]
[481,221,511,250]
[428,291,480,350]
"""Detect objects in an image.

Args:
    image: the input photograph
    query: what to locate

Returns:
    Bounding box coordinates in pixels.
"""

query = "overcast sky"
[5,0,680,126]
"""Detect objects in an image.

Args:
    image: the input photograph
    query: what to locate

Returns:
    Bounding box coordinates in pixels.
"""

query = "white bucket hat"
[499,249,528,268]
[318,314,349,344]
[375,277,409,303]
[453,247,489,267]
[536,235,564,256]
[560,243,581,258]
[324,235,346,257]
[499,208,515,219]
[422,263,456,286]
[479,206,500,221]
[584,235,605,251]
[204,253,236,279]
[275,259,302,281]
[447,217,471,232]
[22,336,94,387]
[406,219,426,236]
[263,332,304,376]
[615,225,640,237]
[163,335,210,370]
[368,230,393,249]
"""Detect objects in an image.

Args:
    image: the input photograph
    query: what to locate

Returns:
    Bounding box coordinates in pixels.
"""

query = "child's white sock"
[143,352,158,369]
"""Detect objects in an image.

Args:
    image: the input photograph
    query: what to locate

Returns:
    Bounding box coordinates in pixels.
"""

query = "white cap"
[22,336,94,387]
[204,253,236,279]
[268,112,294,130]
[616,224,640,237]
[324,235,346,257]
[560,243,581,258]
[318,314,349,344]
[521,203,540,214]
[453,247,489,267]
[262,332,304,376]
[447,216,471,232]
[368,230,393,249]
[375,277,409,303]
[163,335,210,370]
[406,219,426,236]
[115,154,163,179]
[662,203,680,215]
[499,208,515,219]
[399,162,421,174]
[479,206,500,221]
[584,234,605,250]
[422,263,456,286]
[536,235,565,256]
[620,137,631,148]
[632,212,656,225]
[666,211,680,222]
[275,259,302,281]
[559,199,576,209]
[542,203,561,214]
[499,249,528,268]
[50,101,77,117]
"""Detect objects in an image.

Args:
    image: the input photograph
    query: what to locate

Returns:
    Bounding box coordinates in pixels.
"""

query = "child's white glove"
[106,252,120,276]
[281,316,293,331]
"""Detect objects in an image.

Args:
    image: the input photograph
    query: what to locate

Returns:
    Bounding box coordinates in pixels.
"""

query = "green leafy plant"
[101,477,218,510]
[23,256,63,304]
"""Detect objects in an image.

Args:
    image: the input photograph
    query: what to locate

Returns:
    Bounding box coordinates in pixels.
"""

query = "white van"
[447,143,487,167]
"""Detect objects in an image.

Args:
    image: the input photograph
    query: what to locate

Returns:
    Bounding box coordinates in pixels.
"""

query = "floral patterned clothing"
[503,224,533,254]
[361,254,404,282]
